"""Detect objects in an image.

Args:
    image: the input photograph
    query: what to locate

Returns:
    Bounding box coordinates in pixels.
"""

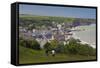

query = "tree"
[31,40,41,50]
[50,39,59,49]
[78,44,96,56]
[64,38,96,56]
[55,43,65,53]
[19,37,28,47]
[43,42,52,51]
[19,38,41,50]
[65,38,81,54]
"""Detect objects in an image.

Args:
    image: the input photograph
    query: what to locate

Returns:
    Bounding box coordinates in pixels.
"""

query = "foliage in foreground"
[64,38,95,56]
[43,38,96,56]
[19,37,96,56]
[19,45,96,64]
[19,37,41,50]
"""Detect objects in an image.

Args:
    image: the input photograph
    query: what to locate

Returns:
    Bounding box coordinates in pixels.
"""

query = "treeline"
[19,14,96,29]
[19,37,96,56]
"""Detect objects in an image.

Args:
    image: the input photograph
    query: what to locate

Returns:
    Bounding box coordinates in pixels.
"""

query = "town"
[19,21,73,48]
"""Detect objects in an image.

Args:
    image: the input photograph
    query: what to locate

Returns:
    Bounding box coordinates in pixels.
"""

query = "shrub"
[64,38,96,56]
[43,42,52,51]
[19,39,27,47]
[55,43,65,53]
[78,44,96,56]
[64,43,79,54]
[50,39,59,49]
[19,38,41,50]
[31,40,41,50]
[65,38,79,54]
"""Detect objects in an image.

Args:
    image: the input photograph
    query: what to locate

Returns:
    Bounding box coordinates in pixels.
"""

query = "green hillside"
[19,45,96,64]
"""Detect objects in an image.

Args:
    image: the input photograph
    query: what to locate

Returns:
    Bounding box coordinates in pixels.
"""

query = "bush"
[78,44,96,56]
[43,40,59,51]
[65,38,79,54]
[19,39,27,47]
[64,38,96,56]
[31,40,41,50]
[19,38,41,50]
[50,39,59,49]
[64,43,79,54]
[55,43,65,53]
[43,42,52,51]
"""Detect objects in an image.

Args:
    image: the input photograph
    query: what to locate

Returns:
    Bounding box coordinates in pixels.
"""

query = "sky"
[19,4,96,19]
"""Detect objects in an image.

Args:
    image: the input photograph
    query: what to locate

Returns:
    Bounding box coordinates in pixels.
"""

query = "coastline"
[71,24,96,48]
[72,32,96,48]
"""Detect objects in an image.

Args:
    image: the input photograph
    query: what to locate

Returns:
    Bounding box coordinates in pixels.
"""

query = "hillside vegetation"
[19,14,95,29]
[19,38,96,64]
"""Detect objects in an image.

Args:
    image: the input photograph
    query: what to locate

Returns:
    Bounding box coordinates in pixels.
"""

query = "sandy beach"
[72,24,96,48]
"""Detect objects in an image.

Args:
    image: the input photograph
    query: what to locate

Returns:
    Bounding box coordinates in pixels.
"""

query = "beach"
[72,24,96,48]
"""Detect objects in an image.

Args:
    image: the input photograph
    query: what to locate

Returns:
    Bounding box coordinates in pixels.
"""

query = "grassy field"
[19,46,96,64]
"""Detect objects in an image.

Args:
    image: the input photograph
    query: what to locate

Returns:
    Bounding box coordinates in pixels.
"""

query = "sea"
[72,24,96,48]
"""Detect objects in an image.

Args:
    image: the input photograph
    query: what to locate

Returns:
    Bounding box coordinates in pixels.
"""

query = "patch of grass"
[19,46,96,64]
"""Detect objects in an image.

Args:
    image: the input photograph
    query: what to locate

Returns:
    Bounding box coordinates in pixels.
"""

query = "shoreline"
[72,32,96,48]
